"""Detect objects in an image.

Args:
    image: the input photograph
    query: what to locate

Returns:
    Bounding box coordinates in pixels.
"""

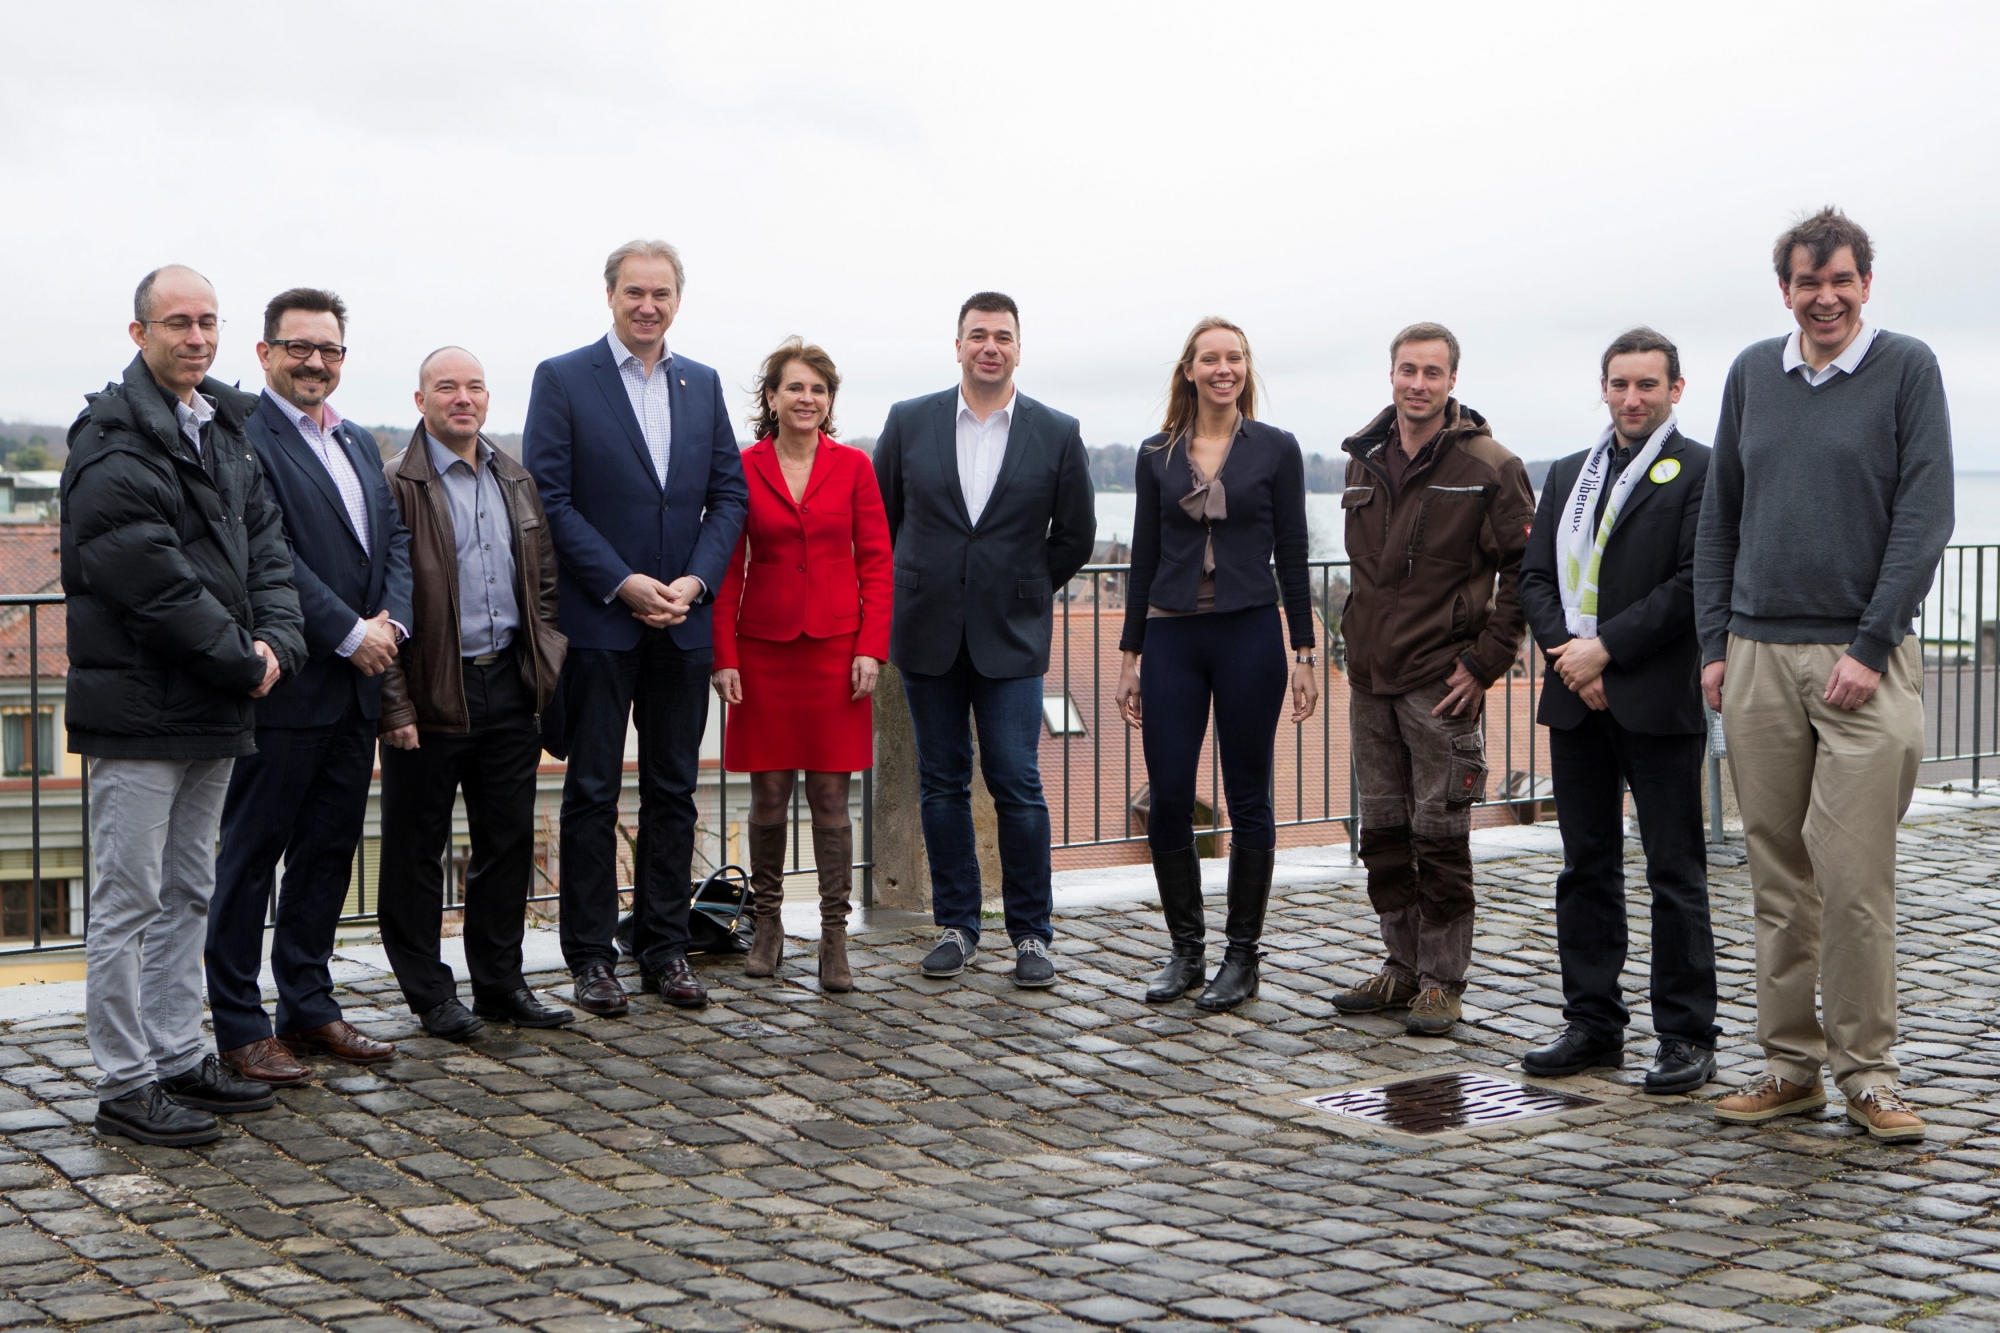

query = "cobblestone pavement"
[2,806,1999,1333]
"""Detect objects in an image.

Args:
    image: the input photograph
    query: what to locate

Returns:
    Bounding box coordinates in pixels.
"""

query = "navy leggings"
[1139,604,1288,852]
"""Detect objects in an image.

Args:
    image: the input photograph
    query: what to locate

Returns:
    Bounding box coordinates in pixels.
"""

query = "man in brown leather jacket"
[377,347,572,1039]
[1331,323,1536,1035]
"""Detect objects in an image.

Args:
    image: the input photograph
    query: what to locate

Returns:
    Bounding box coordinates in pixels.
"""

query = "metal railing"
[5,544,1995,955]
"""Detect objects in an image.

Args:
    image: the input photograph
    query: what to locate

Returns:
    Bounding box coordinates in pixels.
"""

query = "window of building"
[1042,694,1086,737]
[0,880,76,941]
[1,707,54,777]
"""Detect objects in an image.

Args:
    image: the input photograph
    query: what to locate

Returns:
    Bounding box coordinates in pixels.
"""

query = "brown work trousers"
[1723,636,1922,1097]
[1350,678,1488,993]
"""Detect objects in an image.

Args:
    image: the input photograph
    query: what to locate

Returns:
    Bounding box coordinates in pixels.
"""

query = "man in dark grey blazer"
[873,292,1095,987]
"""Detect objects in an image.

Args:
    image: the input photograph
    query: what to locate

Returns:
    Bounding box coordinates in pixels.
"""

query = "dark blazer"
[1120,419,1316,653]
[245,391,413,728]
[1519,427,1710,736]
[522,339,750,653]
[873,388,1095,678]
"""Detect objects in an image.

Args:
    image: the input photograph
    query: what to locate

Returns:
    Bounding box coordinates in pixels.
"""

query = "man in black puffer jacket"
[61,264,306,1147]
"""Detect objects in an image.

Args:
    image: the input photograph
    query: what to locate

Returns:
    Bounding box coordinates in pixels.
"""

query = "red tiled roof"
[0,526,64,679]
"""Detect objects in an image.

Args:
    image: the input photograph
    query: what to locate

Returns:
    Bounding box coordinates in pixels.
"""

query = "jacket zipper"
[498,473,543,730]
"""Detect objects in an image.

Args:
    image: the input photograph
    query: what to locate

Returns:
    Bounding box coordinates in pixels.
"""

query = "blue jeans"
[901,643,1051,946]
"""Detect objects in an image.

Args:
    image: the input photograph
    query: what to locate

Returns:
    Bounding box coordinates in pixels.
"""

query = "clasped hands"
[619,573,704,629]
[1546,636,1611,711]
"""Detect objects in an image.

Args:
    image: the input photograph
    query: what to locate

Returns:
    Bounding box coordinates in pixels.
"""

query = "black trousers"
[1137,606,1287,852]
[1548,712,1719,1046]
[208,697,377,1050]
[558,629,710,975]
[377,657,542,1013]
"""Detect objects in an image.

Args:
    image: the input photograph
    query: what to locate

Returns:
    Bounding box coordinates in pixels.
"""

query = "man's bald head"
[418,344,483,390]
[414,346,490,454]
[134,265,213,323]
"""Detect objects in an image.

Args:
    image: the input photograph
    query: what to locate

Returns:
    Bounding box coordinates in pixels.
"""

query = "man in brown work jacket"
[1331,322,1536,1035]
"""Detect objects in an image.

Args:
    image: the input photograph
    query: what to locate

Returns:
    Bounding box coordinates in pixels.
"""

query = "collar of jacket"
[95,354,257,458]
[395,424,530,484]
[1341,397,1490,465]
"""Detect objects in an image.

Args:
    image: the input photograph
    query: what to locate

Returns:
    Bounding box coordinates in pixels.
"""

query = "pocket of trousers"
[1445,731,1487,808]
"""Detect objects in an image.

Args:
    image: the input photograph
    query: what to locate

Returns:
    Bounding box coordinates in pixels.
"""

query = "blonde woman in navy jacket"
[1114,317,1318,1012]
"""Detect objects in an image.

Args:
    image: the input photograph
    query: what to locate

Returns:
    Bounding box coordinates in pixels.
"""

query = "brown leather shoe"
[219,1037,309,1086]
[639,954,708,1008]
[572,962,629,1016]
[279,1019,396,1064]
[1846,1085,1926,1142]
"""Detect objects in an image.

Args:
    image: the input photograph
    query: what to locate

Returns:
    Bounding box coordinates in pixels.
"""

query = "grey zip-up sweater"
[1695,329,1954,672]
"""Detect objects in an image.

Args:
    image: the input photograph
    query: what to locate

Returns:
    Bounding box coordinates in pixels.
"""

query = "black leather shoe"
[418,999,486,1042]
[473,988,575,1029]
[639,955,708,1008]
[1521,1025,1624,1077]
[1645,1037,1717,1095]
[572,963,629,1016]
[160,1054,275,1113]
[96,1082,222,1146]
[1146,843,1206,1003]
[1193,845,1274,1013]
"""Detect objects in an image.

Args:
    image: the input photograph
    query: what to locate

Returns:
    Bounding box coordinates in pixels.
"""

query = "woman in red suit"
[712,338,892,991]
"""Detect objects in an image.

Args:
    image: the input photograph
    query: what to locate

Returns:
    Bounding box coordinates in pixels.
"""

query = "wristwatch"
[1295,650,1317,666]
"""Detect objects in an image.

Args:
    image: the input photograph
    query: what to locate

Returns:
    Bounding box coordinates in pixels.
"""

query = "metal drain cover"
[1299,1071,1600,1134]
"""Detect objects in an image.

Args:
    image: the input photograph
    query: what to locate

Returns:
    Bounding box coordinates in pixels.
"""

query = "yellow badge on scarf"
[1648,458,1681,484]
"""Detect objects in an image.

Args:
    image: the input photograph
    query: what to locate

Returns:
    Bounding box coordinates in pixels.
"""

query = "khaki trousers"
[1722,635,1922,1096]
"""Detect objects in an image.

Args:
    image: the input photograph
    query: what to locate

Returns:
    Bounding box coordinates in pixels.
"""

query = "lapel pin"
[679,379,686,386]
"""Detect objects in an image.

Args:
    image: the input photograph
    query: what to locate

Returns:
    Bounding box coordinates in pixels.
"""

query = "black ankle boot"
[1195,845,1274,1012]
[1146,844,1206,1002]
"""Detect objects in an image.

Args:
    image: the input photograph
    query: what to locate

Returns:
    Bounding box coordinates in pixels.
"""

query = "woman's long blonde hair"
[1155,317,1258,451]
[749,337,840,442]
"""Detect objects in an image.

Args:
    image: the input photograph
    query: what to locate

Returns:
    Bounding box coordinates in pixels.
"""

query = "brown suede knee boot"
[743,822,787,978]
[813,824,854,993]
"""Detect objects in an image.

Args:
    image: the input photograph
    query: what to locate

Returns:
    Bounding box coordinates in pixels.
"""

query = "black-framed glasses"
[269,338,347,364]
[144,316,223,335]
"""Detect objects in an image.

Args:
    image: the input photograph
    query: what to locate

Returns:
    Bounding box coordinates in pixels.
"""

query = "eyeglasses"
[268,339,348,364]
[144,316,223,335]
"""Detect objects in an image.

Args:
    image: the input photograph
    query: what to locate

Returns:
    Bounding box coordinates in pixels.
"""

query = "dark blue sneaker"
[1013,937,1057,989]
[920,928,976,978]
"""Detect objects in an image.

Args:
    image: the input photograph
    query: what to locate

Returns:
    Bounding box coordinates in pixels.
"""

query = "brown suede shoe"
[1846,1085,1926,1142]
[742,821,787,979]
[220,1037,309,1086]
[814,824,854,994]
[1330,969,1419,1014]
[1712,1072,1827,1124]
[279,1020,395,1064]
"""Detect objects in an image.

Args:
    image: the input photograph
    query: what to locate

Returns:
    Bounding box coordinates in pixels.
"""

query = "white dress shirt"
[172,392,215,457]
[955,388,1016,525]
[266,391,395,659]
[608,330,672,487]
[1783,322,1878,387]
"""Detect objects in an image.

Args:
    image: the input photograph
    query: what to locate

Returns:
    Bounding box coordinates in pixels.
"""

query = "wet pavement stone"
[4,805,2000,1332]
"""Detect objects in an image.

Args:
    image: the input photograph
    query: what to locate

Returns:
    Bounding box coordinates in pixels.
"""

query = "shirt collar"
[423,427,491,476]
[956,388,1017,424]
[174,391,216,433]
[1782,322,1877,378]
[607,329,671,375]
[265,388,343,436]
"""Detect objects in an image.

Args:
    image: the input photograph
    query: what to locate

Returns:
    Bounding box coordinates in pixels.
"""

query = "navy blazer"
[873,388,1095,678]
[244,392,414,727]
[1519,428,1711,736]
[523,340,749,652]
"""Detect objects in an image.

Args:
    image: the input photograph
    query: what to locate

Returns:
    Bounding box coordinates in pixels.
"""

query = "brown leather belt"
[467,651,505,667]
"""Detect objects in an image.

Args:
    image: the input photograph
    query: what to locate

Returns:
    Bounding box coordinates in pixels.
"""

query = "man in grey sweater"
[1695,208,1953,1143]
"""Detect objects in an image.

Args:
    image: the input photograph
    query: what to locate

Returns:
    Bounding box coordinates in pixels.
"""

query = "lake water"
[1093,470,2000,560]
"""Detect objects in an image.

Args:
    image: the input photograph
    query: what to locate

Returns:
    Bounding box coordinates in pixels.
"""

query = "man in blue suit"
[208,288,414,1083]
[525,241,748,1015]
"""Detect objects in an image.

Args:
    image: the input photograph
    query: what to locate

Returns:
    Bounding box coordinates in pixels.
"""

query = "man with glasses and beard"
[207,288,413,1086]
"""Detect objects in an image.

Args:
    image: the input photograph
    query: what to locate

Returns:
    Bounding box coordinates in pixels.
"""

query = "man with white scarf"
[1518,327,1718,1095]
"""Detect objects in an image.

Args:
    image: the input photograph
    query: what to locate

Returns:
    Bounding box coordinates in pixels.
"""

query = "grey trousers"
[85,756,234,1100]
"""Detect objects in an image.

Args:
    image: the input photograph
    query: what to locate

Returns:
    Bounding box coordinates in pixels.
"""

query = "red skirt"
[723,631,873,772]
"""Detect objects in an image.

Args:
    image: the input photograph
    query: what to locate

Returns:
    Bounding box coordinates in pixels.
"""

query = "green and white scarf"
[1558,414,1676,638]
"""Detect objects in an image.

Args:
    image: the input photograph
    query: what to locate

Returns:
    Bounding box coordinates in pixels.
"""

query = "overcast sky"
[6,2,1997,467]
